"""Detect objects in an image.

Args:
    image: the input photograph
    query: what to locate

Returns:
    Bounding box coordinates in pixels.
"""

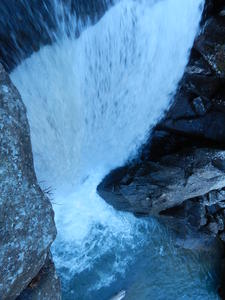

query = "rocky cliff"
[148,0,225,158]
[0,64,61,299]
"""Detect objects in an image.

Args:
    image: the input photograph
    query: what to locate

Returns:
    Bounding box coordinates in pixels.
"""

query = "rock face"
[147,0,225,160]
[98,148,225,247]
[0,0,112,72]
[17,254,61,300]
[0,63,60,299]
[98,148,225,215]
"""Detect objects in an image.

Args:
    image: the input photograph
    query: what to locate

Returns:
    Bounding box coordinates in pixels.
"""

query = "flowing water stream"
[10,0,222,299]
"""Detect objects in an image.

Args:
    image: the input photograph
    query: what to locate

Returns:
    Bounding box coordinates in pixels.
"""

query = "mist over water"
[11,0,221,299]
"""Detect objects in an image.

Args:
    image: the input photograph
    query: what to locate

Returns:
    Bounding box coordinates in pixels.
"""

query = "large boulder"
[0,63,59,299]
[98,148,225,215]
[98,147,225,248]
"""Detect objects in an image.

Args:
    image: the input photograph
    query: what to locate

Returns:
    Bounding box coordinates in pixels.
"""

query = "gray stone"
[192,97,207,116]
[151,4,225,150]
[195,22,225,76]
[206,189,225,205]
[166,95,195,120]
[207,222,219,235]
[17,254,61,300]
[219,9,225,17]
[98,148,225,215]
[215,215,224,231]
[220,232,225,242]
[0,63,58,299]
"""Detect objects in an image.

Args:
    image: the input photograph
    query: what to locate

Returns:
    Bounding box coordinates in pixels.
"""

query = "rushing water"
[10,0,222,299]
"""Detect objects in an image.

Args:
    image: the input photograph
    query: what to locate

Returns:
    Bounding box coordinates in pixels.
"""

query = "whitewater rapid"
[10,0,221,299]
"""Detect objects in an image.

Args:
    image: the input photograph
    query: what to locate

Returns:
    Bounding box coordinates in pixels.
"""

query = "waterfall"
[11,0,221,299]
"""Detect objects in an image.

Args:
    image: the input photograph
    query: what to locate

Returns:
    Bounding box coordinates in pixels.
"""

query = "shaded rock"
[166,95,195,120]
[219,258,225,300]
[205,189,225,205]
[98,147,225,249]
[0,63,57,299]
[192,96,208,116]
[186,55,212,76]
[212,85,225,113]
[200,0,225,22]
[183,73,223,98]
[0,0,112,71]
[220,232,225,243]
[98,148,225,215]
[160,111,225,142]
[194,16,225,76]
[159,186,225,245]
[17,254,61,300]
[207,221,220,235]
[149,3,225,156]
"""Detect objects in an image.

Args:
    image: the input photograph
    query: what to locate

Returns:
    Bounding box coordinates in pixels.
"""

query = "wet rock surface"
[0,63,60,299]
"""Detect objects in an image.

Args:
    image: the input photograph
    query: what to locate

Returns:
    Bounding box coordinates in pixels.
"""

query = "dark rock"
[206,189,225,205]
[207,222,219,235]
[220,232,225,242]
[161,111,225,142]
[0,63,59,299]
[220,8,225,17]
[196,16,225,46]
[183,73,223,98]
[212,85,225,112]
[192,96,208,116]
[207,203,221,215]
[99,147,225,248]
[212,157,225,171]
[98,145,225,249]
[215,214,224,231]
[150,2,225,153]
[166,95,195,120]
[98,148,225,215]
[0,0,112,71]
[145,130,188,160]
[186,55,212,76]
[17,254,61,300]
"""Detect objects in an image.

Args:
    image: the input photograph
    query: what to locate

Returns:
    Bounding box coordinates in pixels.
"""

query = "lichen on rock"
[0,63,60,300]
